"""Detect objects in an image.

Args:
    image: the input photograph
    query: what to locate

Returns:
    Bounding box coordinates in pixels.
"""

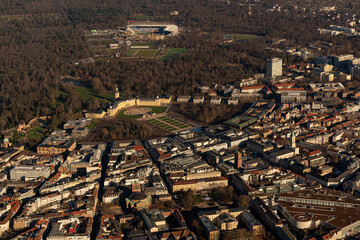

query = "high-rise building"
[266,58,282,77]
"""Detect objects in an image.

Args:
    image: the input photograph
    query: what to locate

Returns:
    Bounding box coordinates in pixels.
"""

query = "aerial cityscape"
[1,0,360,240]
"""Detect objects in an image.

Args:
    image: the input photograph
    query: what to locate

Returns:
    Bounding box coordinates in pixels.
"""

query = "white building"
[10,165,51,181]
[266,58,282,78]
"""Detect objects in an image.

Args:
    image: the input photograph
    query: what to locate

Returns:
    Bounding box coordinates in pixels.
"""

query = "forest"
[1,0,360,129]
[85,119,157,142]
[172,103,243,125]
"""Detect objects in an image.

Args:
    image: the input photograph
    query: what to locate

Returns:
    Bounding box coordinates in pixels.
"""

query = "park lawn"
[157,116,174,122]
[173,123,188,127]
[138,106,167,114]
[155,123,169,128]
[161,118,187,127]
[161,119,173,124]
[193,195,203,203]
[147,119,177,131]
[75,87,114,103]
[162,124,175,128]
[164,127,177,132]
[27,126,45,140]
[155,115,190,129]
[86,119,100,129]
[147,120,166,126]
[165,120,179,124]
[156,120,173,125]
[117,110,141,119]
[159,117,173,121]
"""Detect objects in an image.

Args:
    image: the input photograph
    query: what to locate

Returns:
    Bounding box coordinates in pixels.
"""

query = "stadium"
[126,21,179,39]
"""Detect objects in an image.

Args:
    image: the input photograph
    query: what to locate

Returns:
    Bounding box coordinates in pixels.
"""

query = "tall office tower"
[266,58,283,77]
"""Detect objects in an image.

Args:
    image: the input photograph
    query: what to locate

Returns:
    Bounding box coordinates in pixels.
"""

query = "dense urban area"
[2,0,360,240]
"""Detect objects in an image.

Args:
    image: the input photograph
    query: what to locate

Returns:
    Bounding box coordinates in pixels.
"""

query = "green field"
[146,119,177,132]
[27,126,45,140]
[223,34,260,41]
[131,42,158,49]
[86,119,100,129]
[160,48,187,61]
[75,87,115,103]
[116,106,167,119]
[127,49,160,58]
[1,15,28,21]
[147,115,190,132]
[193,195,203,203]
[139,106,167,114]
[133,14,150,21]
[116,110,142,119]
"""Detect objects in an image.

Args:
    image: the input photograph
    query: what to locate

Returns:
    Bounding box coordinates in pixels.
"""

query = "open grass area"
[147,114,190,132]
[139,106,167,114]
[1,15,30,21]
[137,50,158,57]
[164,127,177,131]
[223,34,260,40]
[116,110,142,119]
[131,42,158,49]
[86,119,100,129]
[133,14,150,21]
[127,42,160,58]
[146,119,176,132]
[193,195,203,203]
[173,123,189,128]
[26,126,45,140]
[127,49,160,58]
[167,48,187,54]
[160,48,187,61]
[147,119,164,125]
[75,87,114,103]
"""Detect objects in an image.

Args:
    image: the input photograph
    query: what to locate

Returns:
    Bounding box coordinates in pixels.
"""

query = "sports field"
[223,34,260,40]
[160,48,187,61]
[127,49,160,58]
[127,42,161,58]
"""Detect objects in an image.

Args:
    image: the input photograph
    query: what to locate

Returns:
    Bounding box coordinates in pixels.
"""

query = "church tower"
[290,130,296,149]
[114,87,120,100]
